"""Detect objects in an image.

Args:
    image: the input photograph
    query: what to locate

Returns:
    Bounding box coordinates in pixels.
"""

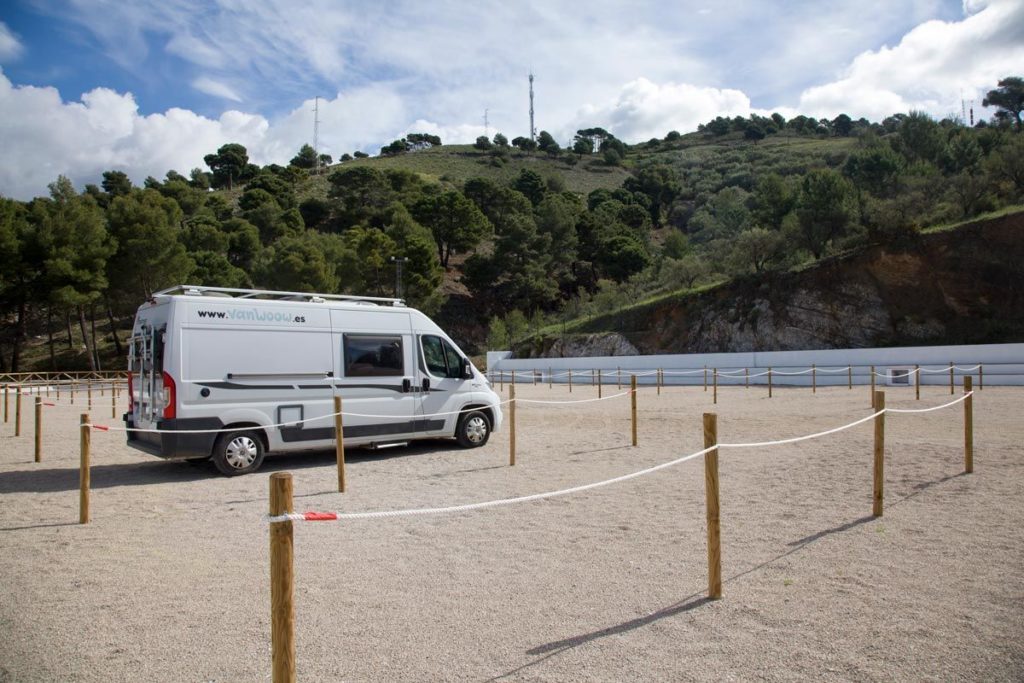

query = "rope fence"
[488,363,994,391]
[0,370,983,683]
[263,381,978,682]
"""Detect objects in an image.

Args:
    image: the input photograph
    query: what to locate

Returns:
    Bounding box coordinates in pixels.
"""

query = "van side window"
[422,335,462,379]
[344,335,404,377]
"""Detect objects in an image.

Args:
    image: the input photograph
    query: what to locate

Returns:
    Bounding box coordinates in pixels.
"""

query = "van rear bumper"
[124,415,223,460]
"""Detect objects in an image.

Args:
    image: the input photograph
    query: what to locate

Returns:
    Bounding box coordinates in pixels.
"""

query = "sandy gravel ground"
[1,381,1022,682]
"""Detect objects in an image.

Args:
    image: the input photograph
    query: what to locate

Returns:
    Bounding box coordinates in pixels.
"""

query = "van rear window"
[344,335,404,377]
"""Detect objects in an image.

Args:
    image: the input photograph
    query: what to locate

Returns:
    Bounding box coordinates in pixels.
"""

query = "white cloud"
[0,68,418,199]
[0,69,267,199]
[795,0,1024,121]
[402,119,488,146]
[0,22,24,62]
[166,33,225,69]
[192,76,243,102]
[3,1,1023,200]
[570,78,752,142]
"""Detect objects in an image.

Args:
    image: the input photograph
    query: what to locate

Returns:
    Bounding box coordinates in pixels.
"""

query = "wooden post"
[745,367,749,389]
[533,369,537,386]
[979,364,983,390]
[111,389,117,419]
[703,412,722,600]
[34,397,42,463]
[334,396,345,493]
[915,364,920,400]
[870,365,876,408]
[812,364,816,393]
[713,368,718,405]
[15,386,21,437]
[509,383,516,467]
[657,368,662,396]
[872,391,885,518]
[548,367,552,390]
[499,370,504,392]
[80,413,90,524]
[597,369,602,399]
[617,366,622,390]
[3,383,8,423]
[964,376,973,474]
[768,368,773,398]
[848,365,852,390]
[703,365,708,392]
[269,472,296,683]
[512,370,516,390]
[71,381,75,405]
[949,362,954,395]
[630,375,638,447]
[568,370,573,394]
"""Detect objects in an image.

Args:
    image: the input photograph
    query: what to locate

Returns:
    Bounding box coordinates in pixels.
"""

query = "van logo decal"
[197,309,306,324]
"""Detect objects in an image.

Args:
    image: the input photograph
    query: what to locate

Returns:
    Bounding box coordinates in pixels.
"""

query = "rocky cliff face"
[521,211,1024,357]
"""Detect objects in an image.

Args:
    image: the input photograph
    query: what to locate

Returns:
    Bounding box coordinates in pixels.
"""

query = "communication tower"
[529,72,536,141]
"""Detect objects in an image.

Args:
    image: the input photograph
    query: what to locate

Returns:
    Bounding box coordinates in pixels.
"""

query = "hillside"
[299,143,632,201]
[517,209,1024,357]
[4,110,1023,373]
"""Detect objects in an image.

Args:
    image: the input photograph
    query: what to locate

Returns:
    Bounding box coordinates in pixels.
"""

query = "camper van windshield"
[422,335,462,379]
[344,335,404,377]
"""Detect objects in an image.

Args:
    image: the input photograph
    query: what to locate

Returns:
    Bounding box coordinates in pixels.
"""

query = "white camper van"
[124,285,502,475]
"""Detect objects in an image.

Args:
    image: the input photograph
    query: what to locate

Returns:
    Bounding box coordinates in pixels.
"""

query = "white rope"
[267,445,718,522]
[265,383,975,524]
[517,391,632,405]
[919,364,981,374]
[886,392,972,413]
[719,410,882,448]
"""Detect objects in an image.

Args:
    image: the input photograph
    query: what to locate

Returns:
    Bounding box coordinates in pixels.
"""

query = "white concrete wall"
[487,343,1024,386]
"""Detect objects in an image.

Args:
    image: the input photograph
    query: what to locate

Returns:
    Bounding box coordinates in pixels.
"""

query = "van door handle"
[422,378,430,392]
[402,378,412,393]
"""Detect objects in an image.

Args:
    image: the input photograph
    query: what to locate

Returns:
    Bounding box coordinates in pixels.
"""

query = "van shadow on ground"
[0,439,464,495]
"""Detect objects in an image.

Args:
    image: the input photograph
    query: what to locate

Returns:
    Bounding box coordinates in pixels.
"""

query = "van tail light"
[127,371,134,409]
[162,371,176,419]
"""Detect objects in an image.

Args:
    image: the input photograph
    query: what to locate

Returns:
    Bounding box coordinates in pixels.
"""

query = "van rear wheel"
[212,430,265,476]
[456,411,490,448]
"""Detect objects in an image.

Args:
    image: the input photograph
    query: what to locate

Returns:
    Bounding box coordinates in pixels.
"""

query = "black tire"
[212,430,266,476]
[455,410,490,448]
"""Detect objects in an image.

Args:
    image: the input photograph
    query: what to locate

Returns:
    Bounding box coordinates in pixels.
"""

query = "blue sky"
[0,0,1022,200]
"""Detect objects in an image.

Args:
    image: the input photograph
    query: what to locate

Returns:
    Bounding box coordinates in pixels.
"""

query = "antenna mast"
[529,72,536,141]
[313,96,321,175]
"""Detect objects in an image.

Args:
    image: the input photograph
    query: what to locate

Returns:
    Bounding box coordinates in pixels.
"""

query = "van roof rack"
[153,285,405,306]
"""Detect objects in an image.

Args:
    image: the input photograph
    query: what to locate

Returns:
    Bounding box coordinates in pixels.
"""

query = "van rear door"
[128,306,173,430]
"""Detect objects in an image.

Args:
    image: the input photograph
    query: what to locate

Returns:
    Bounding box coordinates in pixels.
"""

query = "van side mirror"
[461,358,473,379]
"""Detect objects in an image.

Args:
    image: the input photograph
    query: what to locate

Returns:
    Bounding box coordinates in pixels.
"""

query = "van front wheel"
[456,411,490,448]
[212,430,266,476]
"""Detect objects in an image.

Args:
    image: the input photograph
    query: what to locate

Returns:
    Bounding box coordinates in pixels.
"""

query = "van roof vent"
[152,285,405,307]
